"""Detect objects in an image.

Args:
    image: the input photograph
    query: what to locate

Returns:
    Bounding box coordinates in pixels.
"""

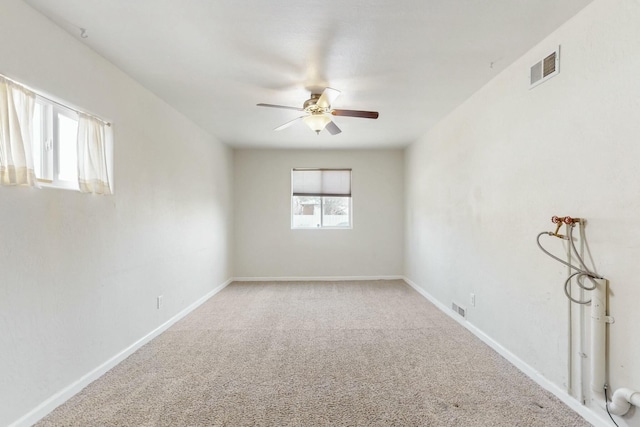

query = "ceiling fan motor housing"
[303,93,324,114]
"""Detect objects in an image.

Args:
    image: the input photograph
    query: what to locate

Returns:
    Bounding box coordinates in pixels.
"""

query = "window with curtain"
[0,74,112,194]
[291,168,352,229]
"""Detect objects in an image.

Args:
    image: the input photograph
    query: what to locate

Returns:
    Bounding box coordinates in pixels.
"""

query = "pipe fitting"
[608,388,640,416]
[548,216,580,238]
[550,215,581,225]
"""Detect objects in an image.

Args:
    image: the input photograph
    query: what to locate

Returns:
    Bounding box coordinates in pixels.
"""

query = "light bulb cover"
[303,114,331,134]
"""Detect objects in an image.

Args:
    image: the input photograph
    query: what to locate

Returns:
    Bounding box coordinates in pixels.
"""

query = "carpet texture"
[37,280,591,426]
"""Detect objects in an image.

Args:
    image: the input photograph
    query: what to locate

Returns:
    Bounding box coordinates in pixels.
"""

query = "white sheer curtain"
[0,76,37,186]
[77,113,111,195]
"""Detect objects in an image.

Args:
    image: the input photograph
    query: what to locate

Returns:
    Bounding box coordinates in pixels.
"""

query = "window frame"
[291,168,353,230]
[33,96,80,191]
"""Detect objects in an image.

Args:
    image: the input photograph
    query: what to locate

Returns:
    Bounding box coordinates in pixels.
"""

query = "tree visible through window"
[291,169,352,229]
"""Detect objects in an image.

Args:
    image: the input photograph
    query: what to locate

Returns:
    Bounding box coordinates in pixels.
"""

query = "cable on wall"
[536,217,604,304]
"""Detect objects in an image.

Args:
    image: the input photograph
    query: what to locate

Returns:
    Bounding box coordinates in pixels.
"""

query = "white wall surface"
[405,0,640,425]
[0,1,233,425]
[234,149,404,279]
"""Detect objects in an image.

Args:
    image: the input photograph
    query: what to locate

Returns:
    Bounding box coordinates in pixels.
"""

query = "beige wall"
[405,1,640,425]
[234,149,404,279]
[0,1,233,425]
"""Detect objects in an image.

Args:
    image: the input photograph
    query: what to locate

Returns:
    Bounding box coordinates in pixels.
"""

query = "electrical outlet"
[470,293,476,307]
[157,295,164,309]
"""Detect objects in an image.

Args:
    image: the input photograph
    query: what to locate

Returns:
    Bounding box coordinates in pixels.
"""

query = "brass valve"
[550,216,581,238]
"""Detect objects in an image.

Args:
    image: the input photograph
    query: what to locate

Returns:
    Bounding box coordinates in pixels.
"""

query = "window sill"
[37,181,79,191]
[291,226,353,230]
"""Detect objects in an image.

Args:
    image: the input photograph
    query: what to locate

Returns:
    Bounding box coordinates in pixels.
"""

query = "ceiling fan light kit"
[257,87,378,136]
[303,114,331,135]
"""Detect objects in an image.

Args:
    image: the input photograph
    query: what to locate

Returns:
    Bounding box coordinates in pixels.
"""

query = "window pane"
[321,170,351,196]
[58,113,78,182]
[292,170,322,195]
[32,103,53,181]
[292,196,321,228]
[322,197,350,227]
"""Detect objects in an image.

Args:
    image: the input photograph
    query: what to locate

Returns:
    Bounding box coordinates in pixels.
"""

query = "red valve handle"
[551,215,580,227]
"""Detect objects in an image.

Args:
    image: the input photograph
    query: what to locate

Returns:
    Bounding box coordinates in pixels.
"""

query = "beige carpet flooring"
[37,280,591,426]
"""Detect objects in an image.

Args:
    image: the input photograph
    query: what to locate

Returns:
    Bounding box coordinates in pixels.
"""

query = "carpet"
[36,280,591,426]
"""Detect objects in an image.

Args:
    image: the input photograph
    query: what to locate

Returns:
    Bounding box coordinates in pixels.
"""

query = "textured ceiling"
[25,0,593,149]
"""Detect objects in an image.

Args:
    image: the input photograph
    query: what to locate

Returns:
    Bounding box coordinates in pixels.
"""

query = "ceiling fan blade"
[325,120,342,135]
[331,109,379,119]
[316,87,341,109]
[257,103,304,112]
[274,116,305,131]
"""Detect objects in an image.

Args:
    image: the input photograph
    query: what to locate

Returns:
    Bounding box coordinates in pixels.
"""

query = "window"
[32,98,80,189]
[291,168,352,229]
[0,73,112,193]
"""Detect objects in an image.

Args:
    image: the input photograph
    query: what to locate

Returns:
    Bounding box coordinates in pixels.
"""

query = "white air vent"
[451,302,466,318]
[530,46,560,88]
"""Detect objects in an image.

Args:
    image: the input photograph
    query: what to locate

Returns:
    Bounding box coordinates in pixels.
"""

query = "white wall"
[234,149,404,279]
[0,1,233,425]
[405,0,640,425]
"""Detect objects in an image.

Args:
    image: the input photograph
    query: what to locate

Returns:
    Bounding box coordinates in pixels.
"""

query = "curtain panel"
[77,113,111,195]
[0,77,37,186]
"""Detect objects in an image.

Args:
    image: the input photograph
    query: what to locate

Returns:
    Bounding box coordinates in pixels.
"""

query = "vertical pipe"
[578,222,586,404]
[590,278,607,395]
[566,223,573,396]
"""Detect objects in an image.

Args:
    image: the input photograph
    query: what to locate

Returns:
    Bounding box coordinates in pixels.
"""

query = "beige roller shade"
[292,168,351,197]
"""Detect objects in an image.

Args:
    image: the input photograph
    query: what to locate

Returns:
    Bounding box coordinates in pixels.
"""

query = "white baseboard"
[232,275,404,282]
[10,278,233,427]
[402,276,613,427]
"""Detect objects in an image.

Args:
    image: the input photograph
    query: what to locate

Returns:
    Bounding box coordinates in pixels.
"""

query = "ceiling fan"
[257,88,379,135]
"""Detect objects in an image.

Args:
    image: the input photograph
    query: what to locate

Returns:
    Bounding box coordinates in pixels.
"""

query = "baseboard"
[402,276,612,427]
[232,275,404,282]
[10,278,233,427]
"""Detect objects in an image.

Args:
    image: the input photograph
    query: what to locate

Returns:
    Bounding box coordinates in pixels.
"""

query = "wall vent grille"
[530,46,560,88]
[451,302,466,318]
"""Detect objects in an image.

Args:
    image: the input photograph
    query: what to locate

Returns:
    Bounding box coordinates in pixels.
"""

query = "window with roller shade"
[291,168,352,229]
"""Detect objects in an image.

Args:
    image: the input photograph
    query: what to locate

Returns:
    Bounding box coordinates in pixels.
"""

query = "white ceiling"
[25,0,593,149]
